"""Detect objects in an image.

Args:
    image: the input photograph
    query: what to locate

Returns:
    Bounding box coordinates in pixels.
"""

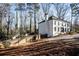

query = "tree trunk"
[33,9,37,41]
[0,13,2,32]
[30,13,32,34]
[16,11,18,33]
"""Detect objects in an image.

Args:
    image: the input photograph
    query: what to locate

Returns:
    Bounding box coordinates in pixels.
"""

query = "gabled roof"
[39,16,70,24]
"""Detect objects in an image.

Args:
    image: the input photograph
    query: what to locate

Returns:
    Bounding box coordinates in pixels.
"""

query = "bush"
[0,31,8,41]
[66,31,74,35]
[40,34,48,38]
[0,29,10,48]
[2,40,11,48]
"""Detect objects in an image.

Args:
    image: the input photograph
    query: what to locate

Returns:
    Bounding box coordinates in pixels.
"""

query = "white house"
[38,16,70,37]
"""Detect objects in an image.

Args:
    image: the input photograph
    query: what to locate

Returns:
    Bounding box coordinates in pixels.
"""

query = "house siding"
[39,19,70,37]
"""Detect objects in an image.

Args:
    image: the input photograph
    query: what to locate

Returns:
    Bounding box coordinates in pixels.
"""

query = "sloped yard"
[0,39,79,56]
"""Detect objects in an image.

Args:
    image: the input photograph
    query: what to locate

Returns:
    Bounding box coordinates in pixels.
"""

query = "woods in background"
[0,3,79,41]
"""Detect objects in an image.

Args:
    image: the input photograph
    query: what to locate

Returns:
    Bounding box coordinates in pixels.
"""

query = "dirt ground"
[0,39,79,56]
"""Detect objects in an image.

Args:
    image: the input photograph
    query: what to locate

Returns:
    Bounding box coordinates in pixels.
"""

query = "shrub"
[2,40,11,48]
[40,34,48,38]
[0,31,8,41]
[66,31,74,35]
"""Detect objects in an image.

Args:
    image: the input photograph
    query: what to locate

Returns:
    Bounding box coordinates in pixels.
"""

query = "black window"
[62,23,63,26]
[54,27,56,31]
[58,27,59,32]
[67,24,69,27]
[54,21,56,25]
[58,22,60,25]
[65,24,66,26]
[61,27,64,32]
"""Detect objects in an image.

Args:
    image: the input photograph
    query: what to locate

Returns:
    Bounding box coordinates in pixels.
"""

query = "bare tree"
[27,3,33,34]
[3,3,11,39]
[24,15,27,33]
[27,3,40,34]
[70,3,79,32]
[53,3,69,20]
[15,4,19,34]
[33,3,40,34]
[0,4,8,32]
[16,3,26,37]
[29,11,33,34]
